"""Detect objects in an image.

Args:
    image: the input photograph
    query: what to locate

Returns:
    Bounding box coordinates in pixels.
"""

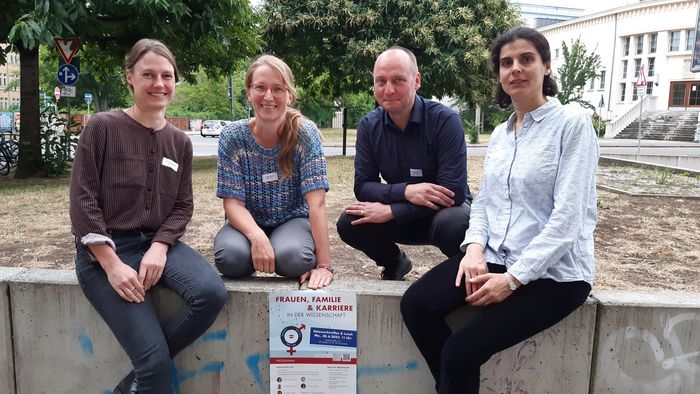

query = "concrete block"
[590,291,700,394]
[1,268,25,394]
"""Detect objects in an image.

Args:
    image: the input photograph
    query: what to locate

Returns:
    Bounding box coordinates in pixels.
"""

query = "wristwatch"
[504,272,517,291]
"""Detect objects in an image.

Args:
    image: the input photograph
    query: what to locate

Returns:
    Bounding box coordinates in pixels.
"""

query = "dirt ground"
[1,156,698,292]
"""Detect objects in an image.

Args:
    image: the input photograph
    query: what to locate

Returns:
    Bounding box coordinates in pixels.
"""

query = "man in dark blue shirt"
[337,46,472,280]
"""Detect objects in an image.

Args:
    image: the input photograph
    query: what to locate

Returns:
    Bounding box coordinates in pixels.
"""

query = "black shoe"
[113,370,138,394]
[381,250,413,280]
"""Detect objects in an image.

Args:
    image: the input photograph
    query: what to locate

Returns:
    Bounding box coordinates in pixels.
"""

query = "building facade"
[539,0,700,120]
[0,45,20,112]
[513,2,585,28]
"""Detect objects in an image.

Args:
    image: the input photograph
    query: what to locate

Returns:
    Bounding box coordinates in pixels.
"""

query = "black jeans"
[336,202,470,268]
[400,254,591,393]
[75,231,227,394]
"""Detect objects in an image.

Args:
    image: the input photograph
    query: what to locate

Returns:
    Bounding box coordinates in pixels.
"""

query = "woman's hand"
[250,234,276,273]
[139,241,168,291]
[106,261,145,303]
[465,274,515,306]
[300,266,334,290]
[455,244,488,297]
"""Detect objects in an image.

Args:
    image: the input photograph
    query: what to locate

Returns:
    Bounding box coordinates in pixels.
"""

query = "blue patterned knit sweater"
[216,118,329,227]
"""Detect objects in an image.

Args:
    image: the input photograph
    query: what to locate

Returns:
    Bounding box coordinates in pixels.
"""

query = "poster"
[269,291,357,394]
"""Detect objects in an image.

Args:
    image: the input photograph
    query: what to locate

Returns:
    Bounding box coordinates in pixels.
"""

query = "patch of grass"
[320,128,357,144]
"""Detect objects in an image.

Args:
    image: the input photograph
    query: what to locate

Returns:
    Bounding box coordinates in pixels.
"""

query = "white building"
[539,0,700,126]
[513,2,585,28]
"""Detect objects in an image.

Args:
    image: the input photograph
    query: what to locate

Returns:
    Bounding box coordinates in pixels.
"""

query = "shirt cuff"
[506,262,536,286]
[389,182,407,202]
[460,232,487,252]
[80,233,116,262]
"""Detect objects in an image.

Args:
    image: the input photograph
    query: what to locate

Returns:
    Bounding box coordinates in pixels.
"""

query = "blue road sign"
[85,93,93,105]
[57,64,79,85]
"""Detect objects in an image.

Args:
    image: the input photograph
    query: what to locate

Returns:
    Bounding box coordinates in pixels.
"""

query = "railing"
[604,96,657,139]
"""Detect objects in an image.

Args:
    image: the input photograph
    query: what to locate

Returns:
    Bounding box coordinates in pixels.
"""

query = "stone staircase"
[615,111,697,141]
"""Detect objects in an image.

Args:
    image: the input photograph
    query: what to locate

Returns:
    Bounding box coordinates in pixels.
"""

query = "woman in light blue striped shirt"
[402,26,599,393]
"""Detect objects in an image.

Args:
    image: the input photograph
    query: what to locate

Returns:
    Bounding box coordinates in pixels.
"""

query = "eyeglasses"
[251,83,287,97]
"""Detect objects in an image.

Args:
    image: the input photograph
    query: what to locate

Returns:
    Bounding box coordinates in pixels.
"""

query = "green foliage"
[463,119,480,144]
[262,0,520,104]
[169,69,248,120]
[484,104,512,132]
[557,38,601,110]
[591,114,606,137]
[3,0,262,177]
[656,168,672,185]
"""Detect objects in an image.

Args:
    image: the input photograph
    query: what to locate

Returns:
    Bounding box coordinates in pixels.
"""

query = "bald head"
[375,46,419,75]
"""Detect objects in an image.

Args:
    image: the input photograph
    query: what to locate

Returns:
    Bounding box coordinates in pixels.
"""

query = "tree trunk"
[14,44,43,179]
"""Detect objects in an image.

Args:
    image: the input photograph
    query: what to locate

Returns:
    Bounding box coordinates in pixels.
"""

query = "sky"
[520,0,642,14]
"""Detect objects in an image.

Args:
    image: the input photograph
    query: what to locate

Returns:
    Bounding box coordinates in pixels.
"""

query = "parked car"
[200,120,229,137]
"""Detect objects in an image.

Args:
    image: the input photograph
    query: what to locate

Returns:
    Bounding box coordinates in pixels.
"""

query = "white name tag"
[161,157,179,172]
[262,172,279,182]
[410,168,423,177]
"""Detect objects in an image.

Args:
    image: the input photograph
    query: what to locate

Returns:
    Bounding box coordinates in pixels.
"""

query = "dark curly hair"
[490,27,558,108]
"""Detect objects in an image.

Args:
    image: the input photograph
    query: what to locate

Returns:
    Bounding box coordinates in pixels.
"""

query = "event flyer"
[269,290,357,394]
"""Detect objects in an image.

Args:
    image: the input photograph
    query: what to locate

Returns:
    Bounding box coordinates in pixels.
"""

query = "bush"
[40,109,80,177]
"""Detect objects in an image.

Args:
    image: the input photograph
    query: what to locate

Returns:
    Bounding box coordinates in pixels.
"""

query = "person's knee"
[275,244,315,278]
[336,212,355,242]
[200,279,228,314]
[213,243,253,278]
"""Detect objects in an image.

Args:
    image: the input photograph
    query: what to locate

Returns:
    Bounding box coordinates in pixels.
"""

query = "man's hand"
[465,274,514,306]
[344,202,393,225]
[405,183,455,209]
[250,234,276,273]
[139,242,168,291]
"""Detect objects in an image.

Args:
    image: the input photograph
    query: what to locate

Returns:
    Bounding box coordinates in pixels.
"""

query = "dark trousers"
[400,254,591,393]
[336,202,470,268]
[75,231,227,394]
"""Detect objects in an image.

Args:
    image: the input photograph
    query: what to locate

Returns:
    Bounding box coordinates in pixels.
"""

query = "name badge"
[161,157,179,172]
[410,168,423,177]
[262,172,279,182]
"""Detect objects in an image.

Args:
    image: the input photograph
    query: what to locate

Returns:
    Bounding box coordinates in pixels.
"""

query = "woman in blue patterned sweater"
[214,54,334,289]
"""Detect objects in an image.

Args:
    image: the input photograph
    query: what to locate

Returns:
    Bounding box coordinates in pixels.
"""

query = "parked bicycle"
[0,131,19,176]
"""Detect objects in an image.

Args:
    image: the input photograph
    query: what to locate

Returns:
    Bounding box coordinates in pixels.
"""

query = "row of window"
[623,30,696,56]
[4,53,19,65]
[619,82,654,102]
[588,70,607,90]
[0,73,18,89]
[0,97,20,110]
[621,57,655,79]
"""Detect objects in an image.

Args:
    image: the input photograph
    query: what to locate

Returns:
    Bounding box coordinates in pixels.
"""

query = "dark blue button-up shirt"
[354,95,472,224]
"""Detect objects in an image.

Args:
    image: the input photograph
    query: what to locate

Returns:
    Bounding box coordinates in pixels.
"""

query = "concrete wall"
[1,268,699,393]
[601,154,700,172]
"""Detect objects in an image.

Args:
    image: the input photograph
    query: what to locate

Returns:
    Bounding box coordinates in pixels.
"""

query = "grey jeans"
[213,217,316,278]
[75,230,227,394]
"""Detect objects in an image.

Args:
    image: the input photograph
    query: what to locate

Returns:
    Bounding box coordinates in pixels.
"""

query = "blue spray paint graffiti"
[245,352,270,393]
[202,329,228,342]
[170,361,226,394]
[75,327,95,358]
[357,360,419,377]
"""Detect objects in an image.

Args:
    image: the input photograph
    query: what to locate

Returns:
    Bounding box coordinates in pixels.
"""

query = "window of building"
[648,58,655,76]
[636,35,644,54]
[622,60,628,78]
[0,97,7,110]
[632,84,639,101]
[0,73,6,87]
[554,48,559,58]
[646,82,653,95]
[589,77,595,90]
[649,33,657,53]
[623,37,630,56]
[10,98,19,109]
[687,29,695,51]
[599,70,606,89]
[634,59,641,78]
[620,83,626,101]
[669,31,681,51]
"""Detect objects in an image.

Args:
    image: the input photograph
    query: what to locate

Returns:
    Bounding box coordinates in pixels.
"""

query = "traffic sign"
[85,93,93,106]
[53,38,82,64]
[62,86,76,98]
[54,87,61,101]
[57,63,79,85]
[635,65,647,87]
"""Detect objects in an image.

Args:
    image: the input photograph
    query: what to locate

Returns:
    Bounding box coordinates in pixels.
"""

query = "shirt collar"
[382,94,425,131]
[506,97,560,131]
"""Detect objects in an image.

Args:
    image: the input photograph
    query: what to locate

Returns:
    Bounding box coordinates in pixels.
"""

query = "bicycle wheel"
[5,140,18,163]
[0,145,10,176]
